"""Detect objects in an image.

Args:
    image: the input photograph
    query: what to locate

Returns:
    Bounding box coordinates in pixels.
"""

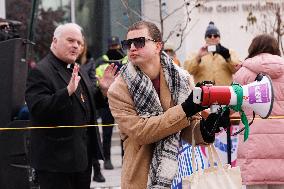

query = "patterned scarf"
[121,52,193,188]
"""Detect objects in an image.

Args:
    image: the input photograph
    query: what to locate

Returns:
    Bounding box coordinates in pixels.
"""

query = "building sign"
[199,1,284,13]
[0,0,6,18]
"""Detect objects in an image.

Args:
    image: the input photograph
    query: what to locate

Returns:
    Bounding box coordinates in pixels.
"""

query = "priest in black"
[25,23,118,189]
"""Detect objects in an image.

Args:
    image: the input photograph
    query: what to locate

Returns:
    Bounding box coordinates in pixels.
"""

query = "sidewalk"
[91,125,122,189]
[91,146,122,189]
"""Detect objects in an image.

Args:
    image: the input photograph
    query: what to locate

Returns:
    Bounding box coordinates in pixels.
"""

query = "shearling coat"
[107,68,206,189]
[184,50,241,86]
[233,53,284,185]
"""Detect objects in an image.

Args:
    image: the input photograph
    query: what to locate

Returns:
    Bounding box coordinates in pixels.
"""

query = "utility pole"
[0,0,6,18]
[70,0,76,23]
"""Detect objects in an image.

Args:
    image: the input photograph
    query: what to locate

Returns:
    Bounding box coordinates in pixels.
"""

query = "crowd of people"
[24,20,284,189]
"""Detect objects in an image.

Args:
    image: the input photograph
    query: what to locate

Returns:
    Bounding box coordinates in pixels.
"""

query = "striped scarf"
[121,52,193,188]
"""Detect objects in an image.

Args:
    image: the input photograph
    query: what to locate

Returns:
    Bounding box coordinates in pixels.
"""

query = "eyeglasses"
[206,34,220,39]
[164,49,174,53]
[121,37,157,50]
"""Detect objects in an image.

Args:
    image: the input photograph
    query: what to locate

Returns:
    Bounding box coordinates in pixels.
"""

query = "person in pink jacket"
[233,34,284,189]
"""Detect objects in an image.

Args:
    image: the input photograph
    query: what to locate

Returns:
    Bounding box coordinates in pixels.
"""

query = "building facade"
[4,0,141,60]
[3,0,283,62]
[143,0,284,63]
[40,0,141,59]
[0,0,5,18]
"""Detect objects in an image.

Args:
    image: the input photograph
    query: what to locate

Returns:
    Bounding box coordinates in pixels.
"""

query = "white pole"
[70,0,75,23]
[0,0,6,19]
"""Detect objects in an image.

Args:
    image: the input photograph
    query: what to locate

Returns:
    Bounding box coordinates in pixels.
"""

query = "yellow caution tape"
[230,115,284,121]
[1,115,284,131]
[0,123,118,131]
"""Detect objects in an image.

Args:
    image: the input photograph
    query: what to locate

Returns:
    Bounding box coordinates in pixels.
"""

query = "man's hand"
[67,64,81,96]
[97,63,119,96]
[196,45,209,63]
[216,44,230,60]
[200,108,231,143]
[181,91,208,117]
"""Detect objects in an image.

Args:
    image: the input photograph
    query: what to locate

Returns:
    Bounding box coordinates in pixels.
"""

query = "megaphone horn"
[241,74,274,118]
[193,73,274,118]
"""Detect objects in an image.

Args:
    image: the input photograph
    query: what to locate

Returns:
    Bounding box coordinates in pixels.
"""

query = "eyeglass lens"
[207,34,219,38]
[121,37,146,50]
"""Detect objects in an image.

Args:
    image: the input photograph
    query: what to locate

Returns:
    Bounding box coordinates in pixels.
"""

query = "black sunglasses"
[206,34,220,38]
[121,37,157,50]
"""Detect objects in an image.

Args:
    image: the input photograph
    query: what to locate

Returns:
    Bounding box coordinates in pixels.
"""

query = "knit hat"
[205,21,220,37]
[108,36,120,47]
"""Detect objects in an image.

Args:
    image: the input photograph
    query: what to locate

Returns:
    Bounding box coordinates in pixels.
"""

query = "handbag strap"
[191,121,203,174]
[208,144,223,169]
[191,121,224,172]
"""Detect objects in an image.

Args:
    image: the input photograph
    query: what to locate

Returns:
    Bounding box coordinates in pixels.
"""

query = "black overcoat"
[25,52,103,172]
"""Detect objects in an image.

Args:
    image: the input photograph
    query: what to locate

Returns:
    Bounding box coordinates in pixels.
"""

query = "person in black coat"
[25,23,118,189]
[83,37,126,182]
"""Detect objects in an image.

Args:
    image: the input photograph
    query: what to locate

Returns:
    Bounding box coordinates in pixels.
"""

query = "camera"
[207,45,216,52]
[0,19,21,42]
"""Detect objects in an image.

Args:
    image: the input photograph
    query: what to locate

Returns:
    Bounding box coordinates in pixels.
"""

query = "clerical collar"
[67,63,75,69]
[49,51,74,69]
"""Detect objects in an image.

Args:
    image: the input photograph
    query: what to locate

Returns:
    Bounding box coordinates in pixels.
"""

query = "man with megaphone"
[106,20,235,188]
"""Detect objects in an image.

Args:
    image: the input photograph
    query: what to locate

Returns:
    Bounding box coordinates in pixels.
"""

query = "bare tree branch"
[121,0,134,24]
[242,2,284,55]
[174,0,197,51]
[120,0,202,52]
[120,0,159,23]
[175,19,199,51]
[115,20,129,30]
[163,2,187,21]
[163,31,175,43]
[159,0,164,36]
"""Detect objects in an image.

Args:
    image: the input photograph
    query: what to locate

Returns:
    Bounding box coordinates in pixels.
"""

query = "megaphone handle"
[226,125,232,165]
[206,109,223,136]
[210,105,219,113]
